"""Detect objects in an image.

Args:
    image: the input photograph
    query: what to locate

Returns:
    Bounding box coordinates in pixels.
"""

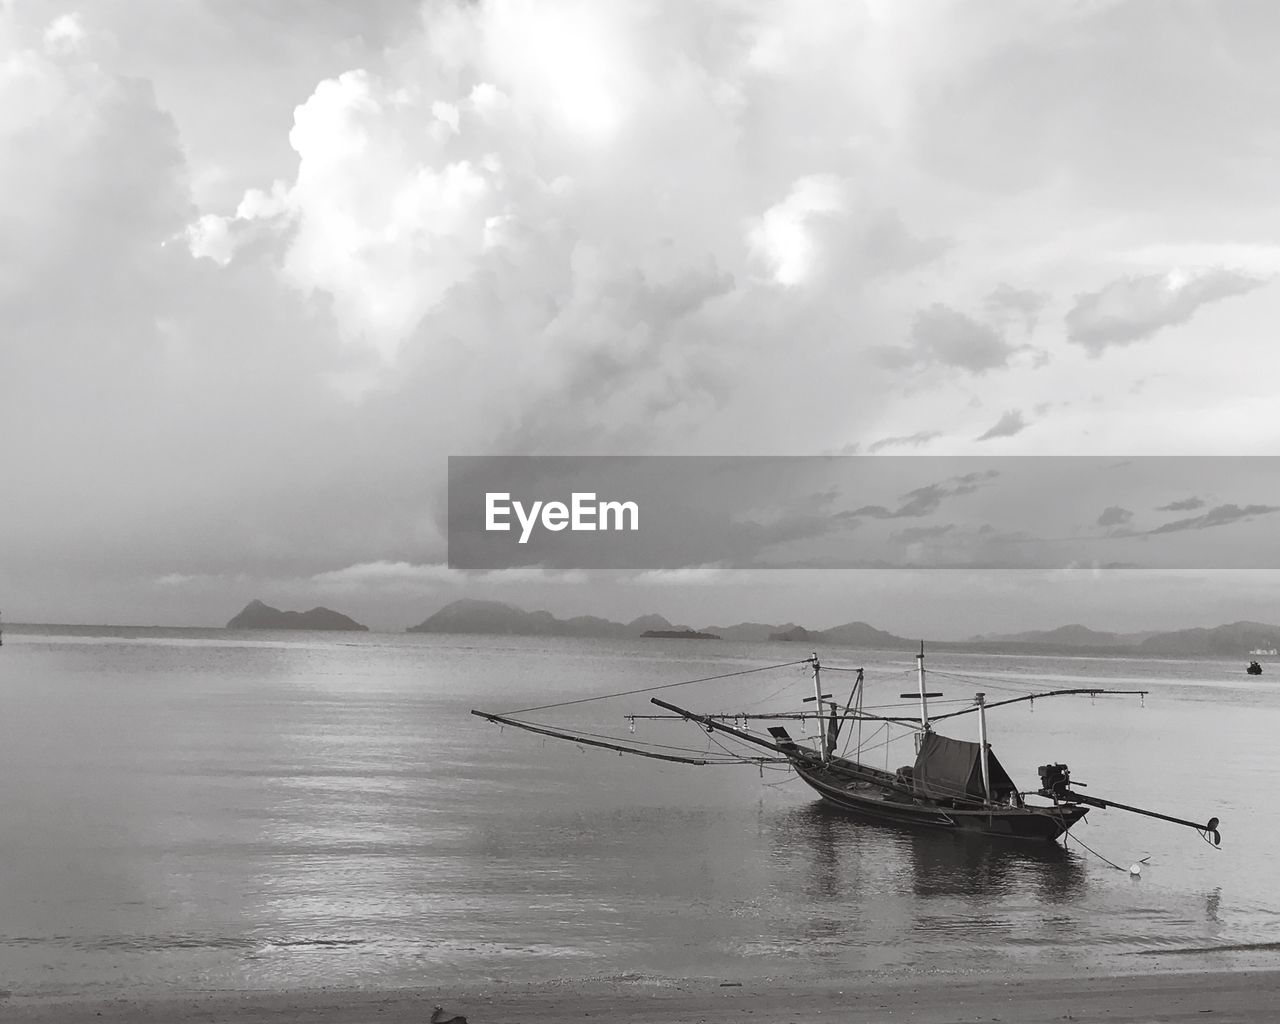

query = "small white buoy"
[1129,862,1142,876]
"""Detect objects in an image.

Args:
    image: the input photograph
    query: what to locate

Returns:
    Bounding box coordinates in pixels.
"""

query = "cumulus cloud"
[179,0,945,458]
[1066,268,1267,355]
[748,175,845,286]
[204,69,501,359]
[881,304,1015,375]
[977,410,1027,441]
[985,284,1047,331]
[41,13,85,55]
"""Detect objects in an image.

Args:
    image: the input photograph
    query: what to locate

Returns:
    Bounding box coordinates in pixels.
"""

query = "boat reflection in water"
[762,801,1088,969]
[770,801,1086,900]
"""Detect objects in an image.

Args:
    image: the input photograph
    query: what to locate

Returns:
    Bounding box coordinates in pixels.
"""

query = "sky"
[3,0,1280,636]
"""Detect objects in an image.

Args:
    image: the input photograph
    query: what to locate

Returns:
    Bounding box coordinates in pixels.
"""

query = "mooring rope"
[1063,828,1126,871]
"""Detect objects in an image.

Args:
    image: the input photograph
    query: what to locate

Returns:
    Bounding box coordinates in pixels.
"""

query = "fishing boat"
[1248,660,1263,675]
[473,645,1220,848]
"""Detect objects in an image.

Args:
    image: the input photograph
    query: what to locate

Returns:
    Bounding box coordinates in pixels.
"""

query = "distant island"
[407,598,704,639]
[408,599,915,648]
[967,620,1280,657]
[227,599,368,631]
[405,599,1280,658]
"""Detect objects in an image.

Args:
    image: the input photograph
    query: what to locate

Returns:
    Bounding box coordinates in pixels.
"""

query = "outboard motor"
[1037,760,1220,845]
[1038,762,1074,801]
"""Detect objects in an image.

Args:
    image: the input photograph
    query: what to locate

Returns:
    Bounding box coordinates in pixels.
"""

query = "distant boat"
[474,643,1221,848]
[1250,648,1277,656]
[1248,660,1263,675]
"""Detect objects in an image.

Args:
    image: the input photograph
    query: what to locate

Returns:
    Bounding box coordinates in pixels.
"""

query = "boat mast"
[811,652,829,762]
[975,691,991,805]
[916,640,930,731]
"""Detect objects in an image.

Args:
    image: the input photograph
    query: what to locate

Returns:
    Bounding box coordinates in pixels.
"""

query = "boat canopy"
[911,733,1018,803]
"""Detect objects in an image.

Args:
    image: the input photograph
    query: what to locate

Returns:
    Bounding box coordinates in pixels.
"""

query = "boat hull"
[792,761,1087,843]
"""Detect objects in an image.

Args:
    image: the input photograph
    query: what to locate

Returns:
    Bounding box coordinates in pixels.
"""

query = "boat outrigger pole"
[1038,763,1221,845]
[649,697,789,755]
[470,709,717,765]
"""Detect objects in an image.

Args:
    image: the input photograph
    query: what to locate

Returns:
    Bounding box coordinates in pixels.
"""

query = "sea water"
[0,627,1276,996]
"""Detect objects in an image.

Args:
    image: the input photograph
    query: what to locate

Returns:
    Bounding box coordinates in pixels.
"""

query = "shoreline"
[9,967,1280,1024]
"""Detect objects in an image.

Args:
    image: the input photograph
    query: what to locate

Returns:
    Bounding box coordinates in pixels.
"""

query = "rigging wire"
[501,658,811,715]
[926,668,1125,698]
[740,675,807,711]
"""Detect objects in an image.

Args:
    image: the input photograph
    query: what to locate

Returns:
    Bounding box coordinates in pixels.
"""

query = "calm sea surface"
[2,627,1278,996]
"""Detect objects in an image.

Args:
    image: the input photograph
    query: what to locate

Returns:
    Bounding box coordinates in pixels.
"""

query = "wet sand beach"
[8,969,1280,1024]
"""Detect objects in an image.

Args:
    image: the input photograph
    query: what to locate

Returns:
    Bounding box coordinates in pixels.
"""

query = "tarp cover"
[912,732,1017,803]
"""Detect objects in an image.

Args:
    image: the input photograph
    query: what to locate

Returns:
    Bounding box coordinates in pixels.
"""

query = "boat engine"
[1037,763,1075,801]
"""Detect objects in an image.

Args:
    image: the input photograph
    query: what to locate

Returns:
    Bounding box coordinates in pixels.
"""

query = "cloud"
[868,430,941,453]
[10,2,1280,626]
[977,410,1027,441]
[626,565,734,586]
[311,561,465,588]
[154,572,251,589]
[1097,505,1133,527]
[309,561,590,590]
[1066,268,1267,354]
[847,470,999,519]
[1148,503,1280,535]
[880,304,1016,375]
[892,523,955,544]
[985,284,1047,330]
[747,175,845,286]
[42,13,85,55]
[179,0,948,456]
[1158,496,1205,512]
[216,69,501,360]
